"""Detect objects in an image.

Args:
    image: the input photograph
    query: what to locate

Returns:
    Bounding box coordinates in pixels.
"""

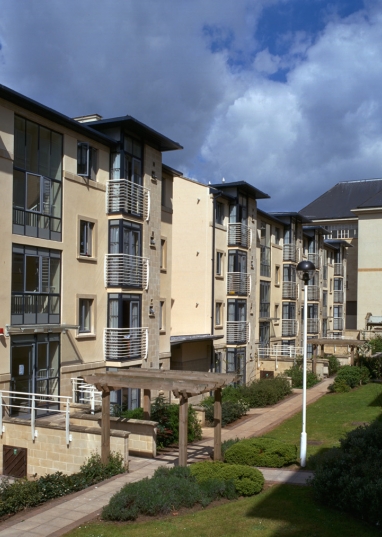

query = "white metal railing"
[307,318,320,333]
[333,317,344,330]
[71,378,101,414]
[104,327,148,361]
[323,334,345,339]
[226,321,250,344]
[228,223,251,248]
[334,263,344,276]
[0,390,72,445]
[282,319,298,337]
[283,244,297,262]
[282,281,297,300]
[334,290,344,303]
[307,286,319,301]
[227,273,251,296]
[105,254,149,289]
[106,179,150,221]
[308,253,320,269]
[257,345,304,358]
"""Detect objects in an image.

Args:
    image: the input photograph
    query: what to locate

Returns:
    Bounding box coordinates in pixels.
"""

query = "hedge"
[189,461,264,496]
[224,437,297,468]
[329,365,370,392]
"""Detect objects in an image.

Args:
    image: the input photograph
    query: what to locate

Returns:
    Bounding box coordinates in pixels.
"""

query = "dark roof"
[89,116,183,152]
[356,188,382,209]
[303,225,328,235]
[268,212,311,224]
[324,239,353,248]
[300,179,382,220]
[170,334,223,345]
[162,163,183,177]
[257,208,286,226]
[0,84,116,147]
[212,181,270,200]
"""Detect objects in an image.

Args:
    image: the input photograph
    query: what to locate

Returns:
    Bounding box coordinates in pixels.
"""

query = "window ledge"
[64,171,106,191]
[215,275,224,280]
[159,330,166,335]
[76,333,96,340]
[77,256,98,263]
[160,268,167,274]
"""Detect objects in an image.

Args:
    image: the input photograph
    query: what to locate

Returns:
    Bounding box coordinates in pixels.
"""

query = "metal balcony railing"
[322,306,328,318]
[308,253,320,269]
[106,179,150,220]
[282,319,298,337]
[307,286,319,301]
[104,328,148,361]
[282,281,298,300]
[333,318,344,330]
[227,223,251,248]
[257,345,304,358]
[283,244,297,262]
[71,378,102,414]
[307,318,319,333]
[226,321,250,344]
[105,254,149,289]
[334,290,344,304]
[227,273,251,296]
[334,263,344,276]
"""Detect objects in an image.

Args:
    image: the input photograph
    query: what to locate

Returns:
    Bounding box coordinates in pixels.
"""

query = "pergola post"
[312,345,317,374]
[213,387,222,461]
[143,389,151,420]
[350,346,355,366]
[101,388,110,464]
[178,394,188,466]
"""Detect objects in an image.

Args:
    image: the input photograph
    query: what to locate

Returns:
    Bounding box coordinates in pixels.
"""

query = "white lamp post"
[296,259,316,468]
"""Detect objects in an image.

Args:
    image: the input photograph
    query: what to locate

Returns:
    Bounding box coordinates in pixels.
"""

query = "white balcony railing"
[228,223,251,248]
[71,378,102,414]
[322,306,328,318]
[307,286,319,301]
[227,273,251,296]
[257,345,304,358]
[308,253,320,269]
[283,244,297,262]
[334,290,344,303]
[226,321,250,344]
[106,179,150,220]
[333,318,344,330]
[307,318,320,333]
[105,254,149,289]
[104,327,148,361]
[282,319,298,337]
[282,282,298,300]
[334,263,344,276]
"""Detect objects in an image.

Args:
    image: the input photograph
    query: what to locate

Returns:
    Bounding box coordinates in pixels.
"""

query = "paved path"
[0,379,330,537]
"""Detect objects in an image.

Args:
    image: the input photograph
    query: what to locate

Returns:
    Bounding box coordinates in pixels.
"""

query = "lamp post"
[296,259,316,468]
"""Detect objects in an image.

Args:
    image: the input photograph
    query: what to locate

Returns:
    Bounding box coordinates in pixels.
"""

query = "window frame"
[215,301,223,327]
[216,251,224,277]
[160,237,167,272]
[77,142,98,180]
[159,299,166,333]
[77,295,96,337]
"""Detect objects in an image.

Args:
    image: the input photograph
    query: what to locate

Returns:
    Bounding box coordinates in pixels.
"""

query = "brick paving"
[0,378,331,537]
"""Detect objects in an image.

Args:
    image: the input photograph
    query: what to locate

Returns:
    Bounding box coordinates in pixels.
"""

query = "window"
[108,220,143,288]
[159,300,165,332]
[275,265,280,285]
[77,142,98,180]
[274,227,281,245]
[79,298,93,333]
[226,348,246,385]
[214,351,223,373]
[13,116,63,241]
[260,222,271,277]
[215,202,224,225]
[215,302,223,326]
[216,251,224,276]
[259,281,270,318]
[11,245,61,325]
[79,220,94,257]
[274,304,280,321]
[160,238,167,271]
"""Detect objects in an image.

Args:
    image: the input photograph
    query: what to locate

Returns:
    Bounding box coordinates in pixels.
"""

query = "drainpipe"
[211,192,222,371]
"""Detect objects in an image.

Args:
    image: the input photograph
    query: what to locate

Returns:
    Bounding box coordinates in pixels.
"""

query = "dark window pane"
[14,116,26,169]
[26,174,40,211]
[26,121,38,173]
[39,127,50,177]
[13,170,25,209]
[12,253,24,292]
[50,132,62,180]
[25,256,39,292]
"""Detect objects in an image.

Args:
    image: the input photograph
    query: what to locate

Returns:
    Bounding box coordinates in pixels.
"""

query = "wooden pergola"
[83,369,238,466]
[308,338,365,371]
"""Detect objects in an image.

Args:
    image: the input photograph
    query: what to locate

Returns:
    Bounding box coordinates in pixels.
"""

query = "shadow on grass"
[368,391,382,407]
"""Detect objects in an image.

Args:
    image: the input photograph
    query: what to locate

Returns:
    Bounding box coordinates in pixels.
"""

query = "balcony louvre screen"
[282,319,298,337]
[282,282,297,300]
[228,223,251,248]
[226,321,249,344]
[283,244,297,262]
[227,273,251,296]
[107,179,150,220]
[104,327,148,361]
[105,254,149,289]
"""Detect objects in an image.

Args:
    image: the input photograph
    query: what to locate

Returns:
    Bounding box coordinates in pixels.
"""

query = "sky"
[1,0,382,211]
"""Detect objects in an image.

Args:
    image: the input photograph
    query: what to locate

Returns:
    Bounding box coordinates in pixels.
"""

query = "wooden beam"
[213,388,222,461]
[101,389,110,465]
[143,389,151,420]
[350,346,355,366]
[178,394,188,467]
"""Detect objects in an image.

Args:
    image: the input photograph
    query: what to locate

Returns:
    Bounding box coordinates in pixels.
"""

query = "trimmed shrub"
[190,461,264,496]
[114,406,145,420]
[285,362,319,389]
[150,396,202,447]
[311,420,382,525]
[202,399,249,427]
[327,355,341,376]
[224,437,297,468]
[221,437,240,457]
[331,365,370,392]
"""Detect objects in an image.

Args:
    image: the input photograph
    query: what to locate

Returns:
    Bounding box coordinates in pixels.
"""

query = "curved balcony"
[307,286,319,301]
[282,319,298,337]
[308,253,320,269]
[282,282,297,300]
[228,223,251,248]
[334,290,344,304]
[307,318,319,334]
[227,273,251,296]
[107,179,150,220]
[226,321,250,345]
[105,254,149,289]
[283,244,297,262]
[334,263,344,276]
[333,318,344,330]
[104,328,148,362]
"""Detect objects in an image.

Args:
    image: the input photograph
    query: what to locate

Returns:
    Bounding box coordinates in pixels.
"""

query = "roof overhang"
[212,181,270,200]
[170,334,224,346]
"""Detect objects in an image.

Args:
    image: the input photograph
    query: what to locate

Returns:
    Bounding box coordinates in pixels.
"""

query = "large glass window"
[13,116,63,241]
[11,245,61,325]
[259,281,270,318]
[227,348,246,385]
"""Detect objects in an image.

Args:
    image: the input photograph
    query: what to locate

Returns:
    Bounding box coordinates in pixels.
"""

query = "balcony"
[308,253,320,269]
[11,293,60,325]
[282,282,298,300]
[334,290,344,304]
[307,318,319,333]
[227,273,251,296]
[226,321,250,345]
[105,254,149,289]
[283,244,297,262]
[257,344,303,358]
[322,306,328,318]
[307,286,319,301]
[104,328,148,361]
[107,179,150,220]
[282,319,298,337]
[333,318,344,330]
[334,263,344,276]
[228,223,251,248]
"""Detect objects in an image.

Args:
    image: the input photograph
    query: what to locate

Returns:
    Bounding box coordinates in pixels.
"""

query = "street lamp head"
[296,260,316,284]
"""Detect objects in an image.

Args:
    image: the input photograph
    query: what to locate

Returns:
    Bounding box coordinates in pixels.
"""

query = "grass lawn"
[263,382,382,469]
[65,484,380,537]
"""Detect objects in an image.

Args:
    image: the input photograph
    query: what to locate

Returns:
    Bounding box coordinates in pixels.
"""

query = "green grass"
[65,484,381,537]
[263,382,382,469]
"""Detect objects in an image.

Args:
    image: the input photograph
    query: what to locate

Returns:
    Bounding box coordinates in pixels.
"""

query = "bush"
[190,461,264,496]
[202,399,249,427]
[327,355,341,376]
[102,465,242,521]
[114,406,145,420]
[244,377,292,407]
[224,437,297,468]
[0,452,126,517]
[332,365,370,391]
[311,420,382,525]
[150,396,202,447]
[221,437,240,457]
[285,361,320,389]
